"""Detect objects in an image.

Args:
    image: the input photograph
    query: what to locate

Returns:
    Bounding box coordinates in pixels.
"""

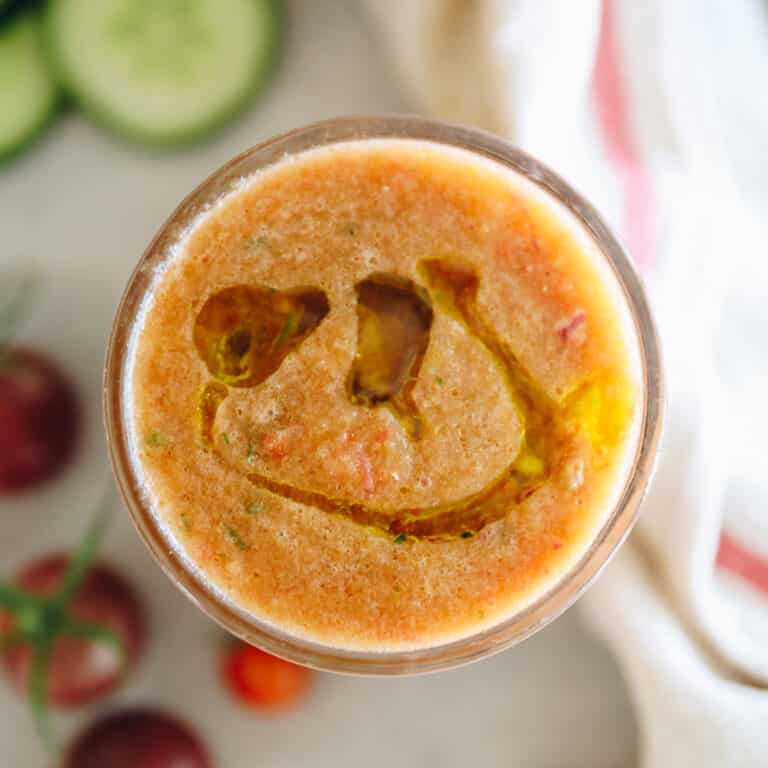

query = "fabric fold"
[363,0,768,763]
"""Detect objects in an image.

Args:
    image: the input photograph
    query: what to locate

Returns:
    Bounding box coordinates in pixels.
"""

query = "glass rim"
[104,114,664,676]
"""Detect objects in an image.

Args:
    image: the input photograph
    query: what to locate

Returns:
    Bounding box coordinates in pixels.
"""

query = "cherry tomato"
[222,643,312,712]
[1,554,145,707]
[62,709,212,768]
[0,348,80,494]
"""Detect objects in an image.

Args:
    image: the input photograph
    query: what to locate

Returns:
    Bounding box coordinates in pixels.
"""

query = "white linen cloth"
[364,0,768,764]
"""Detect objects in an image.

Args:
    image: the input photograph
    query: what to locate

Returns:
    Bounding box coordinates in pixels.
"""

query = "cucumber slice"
[46,0,282,145]
[0,1,45,28]
[0,15,59,162]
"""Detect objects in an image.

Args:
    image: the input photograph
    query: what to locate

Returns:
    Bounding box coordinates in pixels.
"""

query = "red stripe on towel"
[595,1,766,598]
[716,532,768,594]
[593,0,656,273]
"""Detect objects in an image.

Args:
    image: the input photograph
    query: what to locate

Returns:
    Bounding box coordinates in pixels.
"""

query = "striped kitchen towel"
[365,0,768,764]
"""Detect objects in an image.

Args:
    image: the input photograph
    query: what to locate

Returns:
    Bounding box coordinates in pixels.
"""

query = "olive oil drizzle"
[193,260,596,541]
[193,284,330,388]
[197,381,228,449]
[347,273,434,440]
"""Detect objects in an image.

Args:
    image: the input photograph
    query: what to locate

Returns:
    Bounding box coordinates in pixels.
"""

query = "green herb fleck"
[246,501,263,516]
[339,222,359,236]
[435,375,444,386]
[181,512,192,531]
[226,526,250,550]
[145,430,169,448]
[245,445,256,466]
[460,531,474,539]
[274,312,299,348]
[222,433,231,445]
[393,533,407,544]
[246,236,270,251]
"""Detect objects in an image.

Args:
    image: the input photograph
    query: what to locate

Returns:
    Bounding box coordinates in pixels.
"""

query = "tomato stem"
[0,583,42,612]
[29,639,55,753]
[54,494,113,608]
[0,490,117,756]
[0,271,34,367]
[60,616,126,670]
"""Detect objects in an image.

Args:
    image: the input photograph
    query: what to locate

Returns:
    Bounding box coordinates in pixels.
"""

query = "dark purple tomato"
[62,709,212,768]
[0,348,80,494]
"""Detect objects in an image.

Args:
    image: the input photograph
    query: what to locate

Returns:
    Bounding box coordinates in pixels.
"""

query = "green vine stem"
[0,271,34,366]
[0,491,124,754]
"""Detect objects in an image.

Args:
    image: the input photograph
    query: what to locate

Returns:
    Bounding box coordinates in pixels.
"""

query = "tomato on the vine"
[1,554,145,707]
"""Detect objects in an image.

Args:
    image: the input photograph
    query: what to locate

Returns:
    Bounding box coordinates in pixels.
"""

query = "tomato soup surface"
[125,140,642,651]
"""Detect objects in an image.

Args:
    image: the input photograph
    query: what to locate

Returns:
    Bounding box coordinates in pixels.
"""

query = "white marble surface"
[0,1,637,764]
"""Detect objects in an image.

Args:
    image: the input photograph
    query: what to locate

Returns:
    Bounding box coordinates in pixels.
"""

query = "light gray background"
[0,2,637,764]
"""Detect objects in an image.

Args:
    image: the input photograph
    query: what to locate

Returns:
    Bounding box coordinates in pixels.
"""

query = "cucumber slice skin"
[0,102,59,166]
[0,1,45,29]
[0,14,60,166]
[44,0,284,148]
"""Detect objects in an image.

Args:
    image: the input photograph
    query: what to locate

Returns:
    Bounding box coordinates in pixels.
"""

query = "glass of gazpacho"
[104,116,663,674]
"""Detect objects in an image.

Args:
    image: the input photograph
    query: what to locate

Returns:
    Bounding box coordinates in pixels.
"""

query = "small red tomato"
[1,554,145,707]
[222,643,312,712]
[0,348,80,494]
[62,709,212,768]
